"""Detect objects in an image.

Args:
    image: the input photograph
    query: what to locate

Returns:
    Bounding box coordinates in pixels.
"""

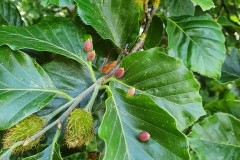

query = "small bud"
[138,131,150,142]
[114,68,125,78]
[2,115,44,153]
[65,109,94,148]
[87,50,96,61]
[128,87,135,96]
[23,139,30,146]
[57,122,62,129]
[84,39,93,52]
[99,61,118,74]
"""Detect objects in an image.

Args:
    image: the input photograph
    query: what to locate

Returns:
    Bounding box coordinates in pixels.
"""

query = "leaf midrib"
[0,30,87,67]
[167,17,222,60]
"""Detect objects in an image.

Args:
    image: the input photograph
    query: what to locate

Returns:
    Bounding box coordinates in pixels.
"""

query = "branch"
[24,79,103,145]
[130,1,158,53]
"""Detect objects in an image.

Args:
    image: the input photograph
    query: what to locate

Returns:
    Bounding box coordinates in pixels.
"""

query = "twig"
[43,99,76,122]
[84,84,100,111]
[130,1,158,53]
[24,80,101,145]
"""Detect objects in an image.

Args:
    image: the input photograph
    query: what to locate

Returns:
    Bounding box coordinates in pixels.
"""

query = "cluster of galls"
[84,38,96,62]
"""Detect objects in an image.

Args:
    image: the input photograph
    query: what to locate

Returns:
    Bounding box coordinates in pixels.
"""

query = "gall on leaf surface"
[115,47,205,131]
[99,86,190,160]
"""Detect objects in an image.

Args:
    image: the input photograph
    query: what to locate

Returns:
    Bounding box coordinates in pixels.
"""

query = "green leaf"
[205,100,240,119]
[144,16,163,49]
[191,0,215,11]
[22,129,62,160]
[165,0,195,16]
[75,0,140,48]
[220,47,240,82]
[188,113,240,160]
[117,48,205,131]
[0,17,89,67]
[0,0,24,26]
[40,57,92,115]
[167,14,226,78]
[0,46,59,130]
[41,0,74,6]
[0,148,12,160]
[99,86,190,160]
[218,16,240,31]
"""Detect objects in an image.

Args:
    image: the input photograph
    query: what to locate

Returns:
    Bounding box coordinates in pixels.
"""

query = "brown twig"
[130,1,158,53]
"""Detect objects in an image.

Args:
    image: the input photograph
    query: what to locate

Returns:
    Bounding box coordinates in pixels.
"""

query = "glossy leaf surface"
[0,17,88,67]
[167,14,226,78]
[191,0,215,11]
[0,0,24,26]
[22,130,62,160]
[220,47,240,82]
[0,47,57,130]
[144,16,163,49]
[205,100,240,119]
[165,0,195,16]
[75,0,139,48]
[117,48,205,130]
[99,86,190,160]
[188,113,240,160]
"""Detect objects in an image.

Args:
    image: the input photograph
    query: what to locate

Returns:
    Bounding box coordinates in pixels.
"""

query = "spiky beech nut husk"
[84,39,93,52]
[87,50,96,61]
[138,131,150,142]
[65,109,94,148]
[2,115,44,154]
[114,68,125,78]
[128,87,135,96]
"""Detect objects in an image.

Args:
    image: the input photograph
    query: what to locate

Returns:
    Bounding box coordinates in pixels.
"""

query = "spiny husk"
[65,109,94,148]
[2,115,44,154]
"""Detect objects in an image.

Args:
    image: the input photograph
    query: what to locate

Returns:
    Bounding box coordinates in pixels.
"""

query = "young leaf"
[205,100,240,119]
[167,14,226,78]
[188,113,240,160]
[165,0,195,16]
[0,0,24,26]
[220,47,240,82]
[99,86,190,160]
[191,0,215,11]
[75,0,140,48]
[0,17,89,67]
[0,47,59,130]
[116,48,205,131]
